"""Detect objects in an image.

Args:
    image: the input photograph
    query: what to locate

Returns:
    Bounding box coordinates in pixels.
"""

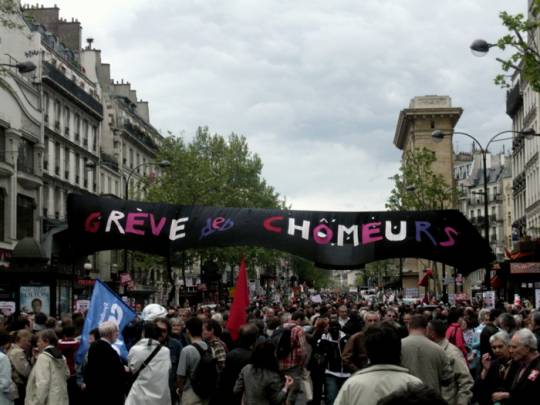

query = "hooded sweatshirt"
[25,346,69,405]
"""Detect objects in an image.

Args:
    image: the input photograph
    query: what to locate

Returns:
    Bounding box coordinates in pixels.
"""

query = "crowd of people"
[0,292,539,404]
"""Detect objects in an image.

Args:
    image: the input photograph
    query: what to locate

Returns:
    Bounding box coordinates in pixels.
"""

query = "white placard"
[483,291,495,310]
[310,294,322,303]
[75,299,90,313]
[0,301,16,316]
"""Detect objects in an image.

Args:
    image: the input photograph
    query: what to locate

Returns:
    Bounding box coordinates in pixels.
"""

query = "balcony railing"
[42,62,103,117]
[123,122,158,150]
[101,152,119,172]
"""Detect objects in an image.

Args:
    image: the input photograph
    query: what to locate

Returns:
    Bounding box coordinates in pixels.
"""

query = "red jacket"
[445,323,468,361]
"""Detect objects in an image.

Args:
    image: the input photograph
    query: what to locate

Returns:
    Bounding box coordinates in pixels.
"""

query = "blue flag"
[75,279,136,364]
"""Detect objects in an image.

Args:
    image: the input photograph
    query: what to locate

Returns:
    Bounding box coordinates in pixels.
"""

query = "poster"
[535,289,540,310]
[20,286,50,315]
[75,300,90,313]
[57,285,71,315]
[0,301,16,316]
[483,291,496,309]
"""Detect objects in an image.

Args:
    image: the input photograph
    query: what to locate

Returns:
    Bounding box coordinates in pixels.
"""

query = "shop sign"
[510,262,540,274]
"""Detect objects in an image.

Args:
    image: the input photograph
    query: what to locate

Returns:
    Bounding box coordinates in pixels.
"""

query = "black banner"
[66,194,494,272]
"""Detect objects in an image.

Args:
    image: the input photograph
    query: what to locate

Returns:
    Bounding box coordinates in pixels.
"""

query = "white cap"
[141,304,167,321]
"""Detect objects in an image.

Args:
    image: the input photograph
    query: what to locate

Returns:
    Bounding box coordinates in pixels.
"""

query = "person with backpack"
[274,311,308,405]
[176,317,218,405]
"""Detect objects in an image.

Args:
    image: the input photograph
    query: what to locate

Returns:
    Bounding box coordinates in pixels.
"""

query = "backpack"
[190,343,219,399]
[272,327,293,359]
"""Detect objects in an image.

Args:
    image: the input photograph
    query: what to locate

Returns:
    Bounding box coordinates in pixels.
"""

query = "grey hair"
[281,312,292,323]
[363,311,380,322]
[513,328,538,350]
[489,331,510,346]
[478,308,490,322]
[98,320,119,339]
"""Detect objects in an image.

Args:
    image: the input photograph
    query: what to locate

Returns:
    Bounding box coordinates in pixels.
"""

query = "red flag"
[226,258,250,341]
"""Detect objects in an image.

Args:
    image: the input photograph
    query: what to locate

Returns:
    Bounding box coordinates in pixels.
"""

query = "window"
[17,139,34,174]
[64,147,70,180]
[16,194,34,239]
[63,106,70,136]
[43,92,50,122]
[82,120,89,147]
[92,126,97,151]
[43,137,49,171]
[0,189,5,241]
[0,128,5,163]
[54,143,60,176]
[74,114,81,141]
[54,100,61,130]
[75,153,80,184]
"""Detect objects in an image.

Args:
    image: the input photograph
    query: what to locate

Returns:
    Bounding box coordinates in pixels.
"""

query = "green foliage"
[386,148,454,211]
[494,2,540,92]
[290,256,332,289]
[145,126,285,270]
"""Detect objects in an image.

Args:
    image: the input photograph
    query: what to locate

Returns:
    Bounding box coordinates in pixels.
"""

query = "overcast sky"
[47,0,524,211]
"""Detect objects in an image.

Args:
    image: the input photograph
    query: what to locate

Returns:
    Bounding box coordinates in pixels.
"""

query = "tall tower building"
[394,95,463,196]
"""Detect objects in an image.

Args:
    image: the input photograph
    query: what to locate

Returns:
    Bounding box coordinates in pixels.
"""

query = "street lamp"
[432,127,537,290]
[0,61,37,73]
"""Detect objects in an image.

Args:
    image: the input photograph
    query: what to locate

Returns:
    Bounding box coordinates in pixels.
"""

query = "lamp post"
[0,61,37,73]
[432,127,537,290]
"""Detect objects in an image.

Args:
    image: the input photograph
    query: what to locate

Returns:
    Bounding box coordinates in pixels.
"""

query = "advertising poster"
[0,301,16,316]
[535,289,540,310]
[75,300,90,313]
[483,291,496,310]
[19,286,50,315]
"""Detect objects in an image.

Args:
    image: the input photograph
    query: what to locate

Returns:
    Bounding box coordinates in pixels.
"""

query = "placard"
[483,291,495,309]
[75,299,90,313]
[20,286,50,315]
[0,301,16,316]
[510,262,540,274]
[535,289,540,310]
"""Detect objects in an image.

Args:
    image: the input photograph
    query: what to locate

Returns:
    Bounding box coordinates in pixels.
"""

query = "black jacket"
[474,357,519,405]
[84,339,126,405]
[508,355,540,405]
[317,333,349,375]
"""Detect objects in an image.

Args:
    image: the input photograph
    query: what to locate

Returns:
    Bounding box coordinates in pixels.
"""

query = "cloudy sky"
[48,0,523,211]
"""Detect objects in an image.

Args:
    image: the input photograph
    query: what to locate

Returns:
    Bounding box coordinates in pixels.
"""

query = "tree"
[491,1,540,91]
[290,256,332,289]
[145,127,285,275]
[386,148,454,211]
[386,148,456,296]
[0,0,23,30]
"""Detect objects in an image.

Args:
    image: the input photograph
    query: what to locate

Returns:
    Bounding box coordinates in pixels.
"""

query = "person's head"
[186,317,203,339]
[447,307,463,324]
[88,328,100,344]
[154,318,170,343]
[170,318,184,336]
[236,323,258,349]
[409,314,428,333]
[203,319,222,340]
[402,312,413,328]
[532,311,540,330]
[34,312,47,326]
[384,309,398,322]
[489,331,511,360]
[338,305,348,319]
[265,308,275,318]
[478,308,490,324]
[426,319,446,342]
[62,324,76,339]
[37,329,58,351]
[328,320,341,340]
[143,321,161,344]
[266,316,281,332]
[251,341,279,373]
[31,298,42,314]
[291,311,305,324]
[364,323,401,365]
[498,313,517,334]
[98,320,119,343]
[377,383,447,405]
[0,329,11,352]
[364,311,380,327]
[510,328,538,362]
[14,329,32,350]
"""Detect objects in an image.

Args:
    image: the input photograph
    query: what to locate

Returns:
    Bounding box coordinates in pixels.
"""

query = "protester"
[334,323,423,405]
[219,323,257,405]
[233,341,294,405]
[25,329,69,405]
[474,331,519,405]
[126,322,171,405]
[427,319,473,405]
[491,328,540,403]
[317,320,350,405]
[401,315,453,396]
[154,317,182,405]
[176,317,217,405]
[203,319,227,371]
[8,330,32,404]
[531,310,540,351]
[84,321,126,405]
[0,346,13,405]
[57,324,81,405]
[377,383,448,405]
